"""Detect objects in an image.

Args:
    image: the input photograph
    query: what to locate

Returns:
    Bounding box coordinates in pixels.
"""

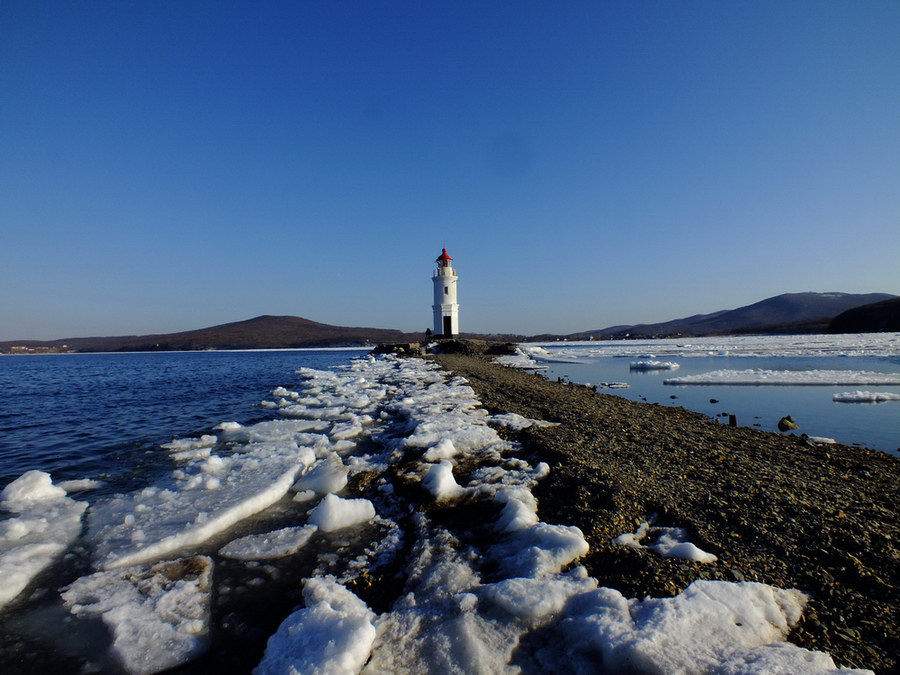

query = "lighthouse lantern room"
[432,248,459,337]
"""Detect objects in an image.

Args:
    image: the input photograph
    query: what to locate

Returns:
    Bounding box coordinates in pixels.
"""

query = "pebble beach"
[431,348,899,674]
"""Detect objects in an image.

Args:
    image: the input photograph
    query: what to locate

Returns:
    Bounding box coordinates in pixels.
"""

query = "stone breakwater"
[430,351,899,674]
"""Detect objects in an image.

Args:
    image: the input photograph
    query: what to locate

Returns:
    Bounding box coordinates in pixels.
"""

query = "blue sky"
[2,1,898,340]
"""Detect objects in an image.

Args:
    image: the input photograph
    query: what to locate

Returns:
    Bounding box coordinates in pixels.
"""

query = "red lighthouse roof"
[436,248,453,262]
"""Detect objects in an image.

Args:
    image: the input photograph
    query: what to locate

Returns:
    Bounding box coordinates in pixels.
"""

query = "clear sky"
[2,1,898,340]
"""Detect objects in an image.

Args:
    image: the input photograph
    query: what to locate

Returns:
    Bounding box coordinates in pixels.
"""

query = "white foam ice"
[308,494,376,533]
[833,390,900,403]
[255,575,376,675]
[630,360,680,370]
[219,525,318,560]
[0,470,88,610]
[664,369,900,386]
[62,556,212,675]
[613,521,718,563]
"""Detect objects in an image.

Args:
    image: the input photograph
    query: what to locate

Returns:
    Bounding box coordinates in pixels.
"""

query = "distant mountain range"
[2,292,897,354]
[0,316,422,353]
[577,292,898,338]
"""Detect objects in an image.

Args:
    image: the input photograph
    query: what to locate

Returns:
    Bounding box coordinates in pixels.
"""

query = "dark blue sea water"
[539,353,900,455]
[0,350,365,492]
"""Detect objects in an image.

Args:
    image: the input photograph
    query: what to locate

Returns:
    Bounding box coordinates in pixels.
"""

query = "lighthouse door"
[443,316,452,336]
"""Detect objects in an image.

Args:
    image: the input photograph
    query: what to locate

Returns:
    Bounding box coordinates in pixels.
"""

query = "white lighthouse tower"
[432,248,459,337]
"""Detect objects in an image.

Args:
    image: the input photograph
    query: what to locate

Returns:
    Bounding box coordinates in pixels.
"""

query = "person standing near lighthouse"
[432,248,459,337]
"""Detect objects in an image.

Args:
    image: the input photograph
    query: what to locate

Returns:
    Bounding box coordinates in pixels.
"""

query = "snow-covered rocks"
[62,556,212,675]
[0,470,87,610]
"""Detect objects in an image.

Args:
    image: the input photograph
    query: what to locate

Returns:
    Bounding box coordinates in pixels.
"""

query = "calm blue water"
[0,350,365,491]
[540,353,900,455]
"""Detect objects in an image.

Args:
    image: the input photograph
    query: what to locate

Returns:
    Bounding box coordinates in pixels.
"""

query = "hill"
[828,297,900,333]
[0,315,421,353]
[582,292,897,338]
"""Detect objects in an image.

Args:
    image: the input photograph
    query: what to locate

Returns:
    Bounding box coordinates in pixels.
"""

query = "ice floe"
[219,525,318,560]
[0,470,87,610]
[833,390,900,403]
[308,494,376,533]
[664,368,900,386]
[630,360,680,370]
[62,556,212,674]
[523,332,900,359]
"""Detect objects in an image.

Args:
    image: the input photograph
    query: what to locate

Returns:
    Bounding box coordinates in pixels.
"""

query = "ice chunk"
[0,471,87,609]
[494,489,539,533]
[292,453,348,495]
[613,521,717,563]
[62,556,212,674]
[219,525,318,560]
[493,522,589,578]
[833,390,900,403]
[308,494,375,533]
[161,435,217,452]
[255,576,375,675]
[557,580,813,673]
[422,460,464,500]
[89,448,303,569]
[57,478,102,493]
[482,573,597,621]
[630,360,680,370]
[422,438,458,462]
[491,412,559,430]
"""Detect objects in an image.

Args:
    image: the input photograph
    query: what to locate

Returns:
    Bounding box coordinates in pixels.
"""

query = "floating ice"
[525,332,900,359]
[62,556,212,675]
[292,452,348,495]
[219,525,318,560]
[630,360,680,370]
[833,390,900,403]
[613,521,718,563]
[89,444,309,569]
[664,369,900,386]
[308,494,375,533]
[0,470,87,610]
[255,576,375,675]
[57,478,102,493]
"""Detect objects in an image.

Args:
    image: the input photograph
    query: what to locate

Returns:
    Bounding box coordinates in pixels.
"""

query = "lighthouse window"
[444,287,449,295]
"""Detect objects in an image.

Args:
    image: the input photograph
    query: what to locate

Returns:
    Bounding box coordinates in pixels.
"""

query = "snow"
[219,525,318,560]
[613,521,718,563]
[833,390,900,403]
[255,575,376,675]
[0,470,87,610]
[664,369,900,386]
[308,494,376,532]
[61,556,212,674]
[630,360,680,370]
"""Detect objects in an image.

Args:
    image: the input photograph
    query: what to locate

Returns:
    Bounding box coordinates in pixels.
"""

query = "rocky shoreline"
[428,349,898,674]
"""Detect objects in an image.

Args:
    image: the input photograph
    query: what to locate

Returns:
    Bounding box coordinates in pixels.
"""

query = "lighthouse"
[432,248,459,337]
